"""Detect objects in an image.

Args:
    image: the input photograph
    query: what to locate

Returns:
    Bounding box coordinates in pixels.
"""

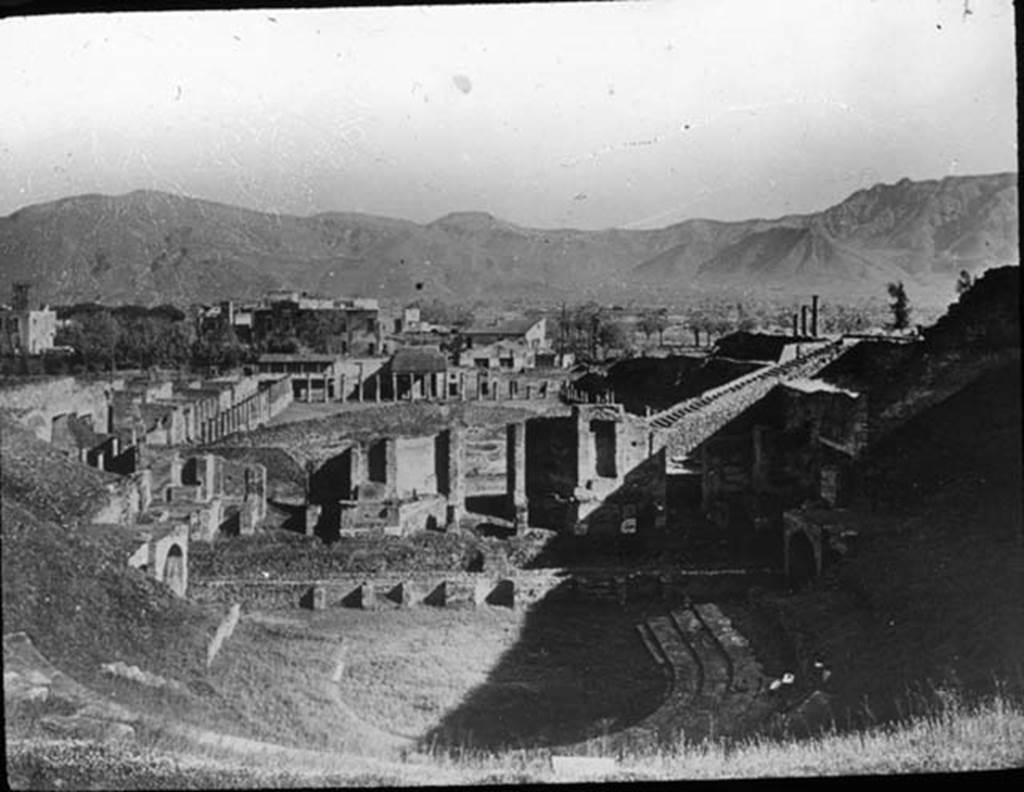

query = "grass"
[8,692,1021,787]
[165,600,665,755]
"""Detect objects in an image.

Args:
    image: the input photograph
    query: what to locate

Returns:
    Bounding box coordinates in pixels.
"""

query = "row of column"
[197,389,271,444]
[563,385,619,404]
[344,371,553,403]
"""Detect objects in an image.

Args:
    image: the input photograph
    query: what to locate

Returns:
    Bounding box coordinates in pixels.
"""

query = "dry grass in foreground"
[7,692,1022,787]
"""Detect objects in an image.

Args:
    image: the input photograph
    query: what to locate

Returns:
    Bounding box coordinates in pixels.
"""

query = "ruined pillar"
[801,305,808,337]
[391,372,398,402]
[384,437,398,499]
[349,442,366,500]
[811,294,820,338]
[506,422,528,533]
[305,504,321,536]
[170,453,183,487]
[792,314,799,338]
[245,464,268,520]
[339,374,346,403]
[311,585,327,611]
[202,453,221,501]
[447,426,466,526]
[575,407,593,487]
[138,468,153,512]
[239,498,258,535]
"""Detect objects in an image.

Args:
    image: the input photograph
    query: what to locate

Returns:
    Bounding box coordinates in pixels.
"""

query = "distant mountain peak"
[0,173,1016,307]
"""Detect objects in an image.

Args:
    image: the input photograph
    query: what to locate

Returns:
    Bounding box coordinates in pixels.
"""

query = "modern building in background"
[0,283,58,355]
[199,291,383,356]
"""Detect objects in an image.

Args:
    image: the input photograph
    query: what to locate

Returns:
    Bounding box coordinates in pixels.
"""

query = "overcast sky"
[0,0,1016,229]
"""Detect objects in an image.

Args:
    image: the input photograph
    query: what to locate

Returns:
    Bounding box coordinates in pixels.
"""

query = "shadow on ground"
[417,581,669,752]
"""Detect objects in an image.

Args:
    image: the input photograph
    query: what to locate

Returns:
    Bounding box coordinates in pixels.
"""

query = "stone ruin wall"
[0,376,116,441]
[188,567,779,612]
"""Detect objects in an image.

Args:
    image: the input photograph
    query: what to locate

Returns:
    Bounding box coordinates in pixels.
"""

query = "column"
[506,422,528,533]
[349,442,366,500]
[575,406,592,487]
[357,363,364,403]
[391,372,398,402]
[384,437,398,499]
[447,426,465,526]
[170,453,183,487]
[339,374,346,403]
[459,371,466,401]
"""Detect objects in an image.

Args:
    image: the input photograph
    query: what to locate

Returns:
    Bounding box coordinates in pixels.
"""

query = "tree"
[56,310,120,371]
[956,270,974,297]
[637,308,669,346]
[414,299,475,328]
[887,282,911,330]
[193,324,246,370]
[597,320,629,353]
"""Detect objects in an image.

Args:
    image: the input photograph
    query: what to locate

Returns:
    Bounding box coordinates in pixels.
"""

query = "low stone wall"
[189,567,780,611]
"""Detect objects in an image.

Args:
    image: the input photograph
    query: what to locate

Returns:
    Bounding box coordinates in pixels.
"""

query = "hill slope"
[0,173,1016,306]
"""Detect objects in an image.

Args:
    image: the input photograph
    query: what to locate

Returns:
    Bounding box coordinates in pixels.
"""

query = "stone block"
[305,504,322,536]
[341,582,375,609]
[312,585,327,611]
[385,581,416,607]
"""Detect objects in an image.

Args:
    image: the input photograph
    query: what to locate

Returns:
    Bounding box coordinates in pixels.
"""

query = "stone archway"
[163,544,186,597]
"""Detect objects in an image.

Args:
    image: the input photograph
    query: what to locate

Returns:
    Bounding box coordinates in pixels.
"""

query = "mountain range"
[0,172,1016,308]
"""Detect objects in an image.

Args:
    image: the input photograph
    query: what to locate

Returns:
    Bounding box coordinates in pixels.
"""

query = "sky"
[0,0,1017,229]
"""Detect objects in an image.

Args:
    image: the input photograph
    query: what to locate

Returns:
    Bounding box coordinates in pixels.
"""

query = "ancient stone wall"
[0,376,117,441]
[188,567,780,611]
[652,340,853,461]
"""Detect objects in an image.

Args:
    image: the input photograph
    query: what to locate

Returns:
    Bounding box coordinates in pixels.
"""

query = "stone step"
[647,616,699,701]
[671,608,730,700]
[634,623,670,679]
[692,603,765,695]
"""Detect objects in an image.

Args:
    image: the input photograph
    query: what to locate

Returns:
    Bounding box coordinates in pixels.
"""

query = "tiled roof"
[463,317,541,336]
[258,353,339,364]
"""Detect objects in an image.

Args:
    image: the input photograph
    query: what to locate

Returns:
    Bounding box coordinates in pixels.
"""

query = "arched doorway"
[787,531,817,590]
[163,544,186,596]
